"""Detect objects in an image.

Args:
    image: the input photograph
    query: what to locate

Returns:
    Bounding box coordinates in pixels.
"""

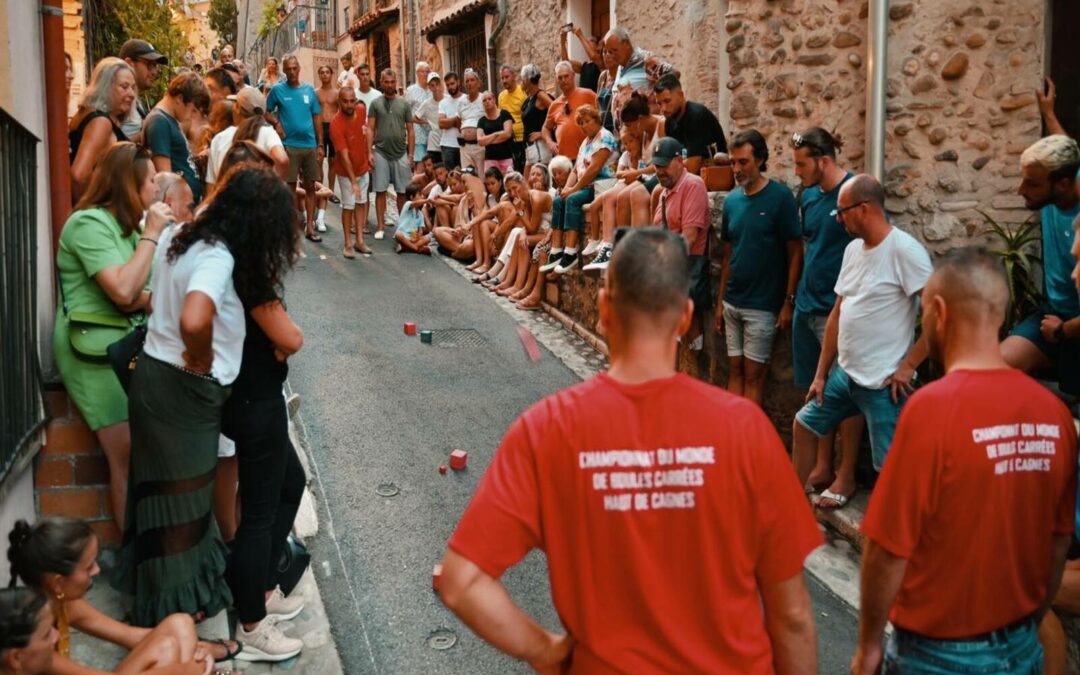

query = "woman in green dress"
[54,142,173,532]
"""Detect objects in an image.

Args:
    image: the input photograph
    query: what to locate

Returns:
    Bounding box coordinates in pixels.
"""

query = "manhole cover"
[375,483,400,497]
[426,628,457,651]
[428,328,487,349]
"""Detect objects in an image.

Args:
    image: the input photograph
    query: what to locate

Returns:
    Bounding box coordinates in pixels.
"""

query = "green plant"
[980,209,1044,330]
[85,0,187,103]
[258,2,285,38]
[208,0,238,48]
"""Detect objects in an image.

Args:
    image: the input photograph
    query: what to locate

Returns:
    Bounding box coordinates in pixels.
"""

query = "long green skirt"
[116,353,233,627]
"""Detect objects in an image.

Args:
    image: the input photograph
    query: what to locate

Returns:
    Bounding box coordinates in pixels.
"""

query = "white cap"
[427,72,441,84]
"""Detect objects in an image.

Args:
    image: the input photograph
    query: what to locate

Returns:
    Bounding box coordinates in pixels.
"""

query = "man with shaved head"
[441,228,821,672]
[853,248,1077,674]
[791,174,932,496]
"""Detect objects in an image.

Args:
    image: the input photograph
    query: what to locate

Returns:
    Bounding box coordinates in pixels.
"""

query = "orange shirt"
[862,368,1078,638]
[448,373,823,673]
[330,107,370,176]
[544,87,598,160]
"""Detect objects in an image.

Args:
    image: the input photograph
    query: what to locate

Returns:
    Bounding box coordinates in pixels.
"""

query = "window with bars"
[447,23,487,88]
[372,30,391,79]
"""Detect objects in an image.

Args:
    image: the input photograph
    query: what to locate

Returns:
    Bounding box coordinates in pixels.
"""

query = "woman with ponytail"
[7,519,232,674]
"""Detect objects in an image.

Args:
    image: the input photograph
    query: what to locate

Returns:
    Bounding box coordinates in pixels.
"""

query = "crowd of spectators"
[37,20,1080,675]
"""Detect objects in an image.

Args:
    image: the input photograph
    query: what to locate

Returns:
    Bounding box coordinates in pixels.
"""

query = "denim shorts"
[795,365,903,470]
[885,622,1042,674]
[792,309,829,389]
[722,302,778,364]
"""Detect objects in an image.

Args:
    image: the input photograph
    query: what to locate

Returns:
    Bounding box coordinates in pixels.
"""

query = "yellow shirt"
[498,86,527,142]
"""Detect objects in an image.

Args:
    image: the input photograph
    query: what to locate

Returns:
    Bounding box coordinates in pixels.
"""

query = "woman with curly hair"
[7,519,228,673]
[120,168,296,637]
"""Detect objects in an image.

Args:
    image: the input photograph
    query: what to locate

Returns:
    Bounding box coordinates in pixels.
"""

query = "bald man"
[791,174,932,501]
[853,248,1077,674]
[154,172,194,223]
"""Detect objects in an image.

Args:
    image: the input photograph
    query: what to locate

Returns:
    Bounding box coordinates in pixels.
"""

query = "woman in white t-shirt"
[206,87,287,186]
[121,168,296,629]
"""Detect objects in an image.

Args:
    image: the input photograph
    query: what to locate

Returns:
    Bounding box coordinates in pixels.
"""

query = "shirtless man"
[316,64,341,204]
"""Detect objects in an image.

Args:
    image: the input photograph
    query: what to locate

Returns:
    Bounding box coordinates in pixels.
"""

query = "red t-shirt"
[862,368,1078,638]
[330,107,370,177]
[448,373,823,673]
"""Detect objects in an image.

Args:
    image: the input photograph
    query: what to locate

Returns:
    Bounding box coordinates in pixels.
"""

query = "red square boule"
[438,464,447,475]
[449,449,468,470]
[404,322,417,336]
[432,563,442,590]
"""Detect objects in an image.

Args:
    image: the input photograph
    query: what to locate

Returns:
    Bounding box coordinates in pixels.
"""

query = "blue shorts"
[795,366,903,471]
[792,309,828,389]
[1010,309,1080,394]
[885,622,1042,674]
[413,141,428,164]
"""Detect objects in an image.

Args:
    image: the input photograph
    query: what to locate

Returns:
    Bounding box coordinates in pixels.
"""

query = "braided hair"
[7,519,93,590]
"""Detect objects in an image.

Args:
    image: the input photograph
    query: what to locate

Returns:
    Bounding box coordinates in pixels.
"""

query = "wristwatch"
[786,293,796,306]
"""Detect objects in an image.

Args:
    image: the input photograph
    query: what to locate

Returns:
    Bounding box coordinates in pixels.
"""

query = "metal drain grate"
[428,328,487,349]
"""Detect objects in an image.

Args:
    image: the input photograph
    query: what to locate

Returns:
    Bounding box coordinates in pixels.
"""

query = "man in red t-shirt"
[854,248,1078,674]
[441,228,823,674]
[330,86,372,258]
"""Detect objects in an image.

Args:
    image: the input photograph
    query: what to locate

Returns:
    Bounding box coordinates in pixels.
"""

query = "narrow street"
[285,206,859,674]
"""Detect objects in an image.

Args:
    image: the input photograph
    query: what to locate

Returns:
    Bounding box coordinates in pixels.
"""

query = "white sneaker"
[374,230,385,240]
[581,239,601,257]
[316,220,327,233]
[235,617,303,662]
[265,585,305,621]
[582,244,612,272]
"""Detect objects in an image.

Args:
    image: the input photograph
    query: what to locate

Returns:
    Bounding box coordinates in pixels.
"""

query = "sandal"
[305,233,323,243]
[343,248,356,259]
[517,301,542,311]
[354,244,373,256]
[814,488,855,510]
[202,638,242,662]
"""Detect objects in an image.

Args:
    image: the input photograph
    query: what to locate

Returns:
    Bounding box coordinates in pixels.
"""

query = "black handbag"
[275,534,311,597]
[106,325,147,393]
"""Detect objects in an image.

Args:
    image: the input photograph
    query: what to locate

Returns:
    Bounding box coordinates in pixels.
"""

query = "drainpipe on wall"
[41,0,71,255]
[408,0,418,79]
[864,0,888,181]
[487,0,508,92]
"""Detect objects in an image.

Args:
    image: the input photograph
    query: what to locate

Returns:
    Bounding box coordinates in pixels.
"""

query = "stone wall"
[722,0,1046,253]
[613,0,726,113]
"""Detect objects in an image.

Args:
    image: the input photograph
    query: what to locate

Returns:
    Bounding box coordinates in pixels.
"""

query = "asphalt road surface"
[286,209,858,674]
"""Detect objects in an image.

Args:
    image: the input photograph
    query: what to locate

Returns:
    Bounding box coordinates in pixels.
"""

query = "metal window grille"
[448,23,487,88]
[373,30,391,78]
[246,4,335,70]
[0,108,46,486]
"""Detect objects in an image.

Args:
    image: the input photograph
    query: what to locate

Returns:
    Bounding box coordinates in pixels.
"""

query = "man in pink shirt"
[656,137,711,347]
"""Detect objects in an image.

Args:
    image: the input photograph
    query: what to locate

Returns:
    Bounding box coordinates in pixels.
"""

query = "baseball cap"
[119,39,168,65]
[651,137,686,167]
[228,87,267,115]
[427,72,441,84]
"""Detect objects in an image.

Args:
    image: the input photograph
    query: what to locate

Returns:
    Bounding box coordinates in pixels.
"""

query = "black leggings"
[223,395,305,624]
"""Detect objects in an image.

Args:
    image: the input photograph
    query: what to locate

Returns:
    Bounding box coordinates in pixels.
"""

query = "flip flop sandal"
[815,489,854,510]
[205,638,243,662]
[343,248,356,259]
[354,245,373,256]
[517,302,542,311]
[305,233,323,243]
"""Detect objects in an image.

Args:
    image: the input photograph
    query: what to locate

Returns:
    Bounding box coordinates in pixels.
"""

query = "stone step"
[813,491,869,552]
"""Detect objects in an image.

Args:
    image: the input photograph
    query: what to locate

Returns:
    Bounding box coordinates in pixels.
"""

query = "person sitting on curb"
[440,227,821,673]
[790,174,932,497]
[853,248,1077,674]
[7,518,234,673]
[0,587,60,675]
[395,182,433,255]
[481,171,553,295]
[716,130,802,407]
[1001,134,1080,394]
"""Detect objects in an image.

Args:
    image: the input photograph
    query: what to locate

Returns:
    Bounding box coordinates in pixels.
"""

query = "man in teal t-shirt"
[144,72,209,204]
[717,129,802,407]
[266,55,323,240]
[1003,134,1080,394]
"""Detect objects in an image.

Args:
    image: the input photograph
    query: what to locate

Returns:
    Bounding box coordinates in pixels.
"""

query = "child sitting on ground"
[395,182,432,255]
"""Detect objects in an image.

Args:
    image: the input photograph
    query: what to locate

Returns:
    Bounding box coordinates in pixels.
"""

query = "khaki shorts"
[286,146,321,184]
